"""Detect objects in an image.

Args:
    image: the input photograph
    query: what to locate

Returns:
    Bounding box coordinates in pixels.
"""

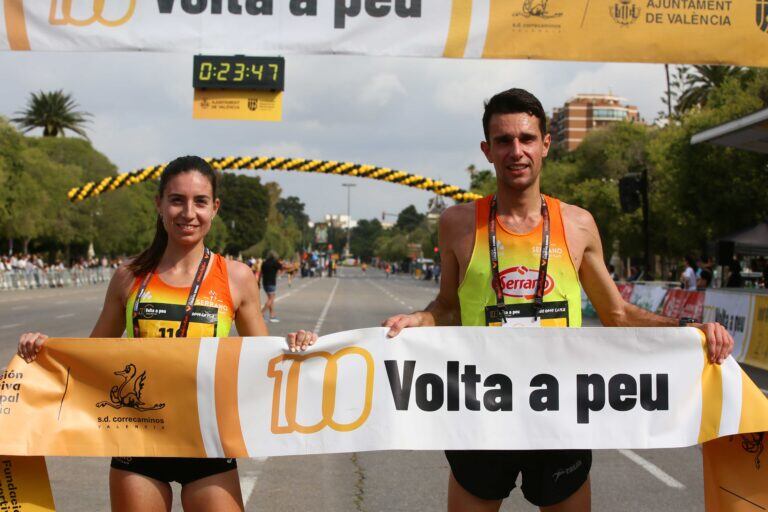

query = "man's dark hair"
[482,88,547,141]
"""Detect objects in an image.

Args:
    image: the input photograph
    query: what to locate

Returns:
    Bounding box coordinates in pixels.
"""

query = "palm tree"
[676,66,752,113]
[12,90,90,138]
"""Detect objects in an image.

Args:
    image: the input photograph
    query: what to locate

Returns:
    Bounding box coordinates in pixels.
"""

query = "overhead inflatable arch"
[67,155,483,203]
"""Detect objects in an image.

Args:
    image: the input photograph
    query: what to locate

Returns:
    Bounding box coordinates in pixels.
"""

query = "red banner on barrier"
[616,283,634,302]
[662,290,705,321]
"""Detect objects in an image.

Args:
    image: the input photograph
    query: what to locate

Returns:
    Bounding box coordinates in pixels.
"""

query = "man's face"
[480,113,550,191]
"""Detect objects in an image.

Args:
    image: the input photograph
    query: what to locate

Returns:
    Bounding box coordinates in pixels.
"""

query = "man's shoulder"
[439,202,476,231]
[558,200,596,230]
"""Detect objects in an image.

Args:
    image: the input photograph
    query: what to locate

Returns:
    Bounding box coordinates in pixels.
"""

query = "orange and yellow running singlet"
[125,254,234,338]
[458,195,581,328]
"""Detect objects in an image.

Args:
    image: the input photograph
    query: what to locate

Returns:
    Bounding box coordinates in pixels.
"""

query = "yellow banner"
[2,1,767,67]
[745,295,768,371]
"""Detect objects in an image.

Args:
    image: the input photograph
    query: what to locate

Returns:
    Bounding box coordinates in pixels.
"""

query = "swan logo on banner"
[758,1,768,33]
[267,347,374,434]
[96,364,166,412]
[48,0,136,27]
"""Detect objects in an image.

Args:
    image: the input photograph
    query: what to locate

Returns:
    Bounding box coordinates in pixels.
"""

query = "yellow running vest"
[458,195,582,327]
[125,254,235,338]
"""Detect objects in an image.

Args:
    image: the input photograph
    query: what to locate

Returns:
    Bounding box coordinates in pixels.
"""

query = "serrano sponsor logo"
[267,347,374,434]
[49,0,136,27]
[96,364,165,412]
[609,0,640,26]
[759,0,768,33]
[499,266,555,299]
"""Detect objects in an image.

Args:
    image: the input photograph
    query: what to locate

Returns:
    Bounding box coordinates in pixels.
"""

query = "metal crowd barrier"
[0,267,114,291]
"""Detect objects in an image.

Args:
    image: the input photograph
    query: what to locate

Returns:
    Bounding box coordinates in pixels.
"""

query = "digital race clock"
[193,55,285,91]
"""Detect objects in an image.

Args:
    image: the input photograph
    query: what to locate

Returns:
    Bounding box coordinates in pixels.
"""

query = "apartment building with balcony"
[550,94,641,152]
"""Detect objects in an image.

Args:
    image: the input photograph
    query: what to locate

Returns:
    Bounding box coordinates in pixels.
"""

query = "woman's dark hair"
[685,255,698,271]
[127,156,218,276]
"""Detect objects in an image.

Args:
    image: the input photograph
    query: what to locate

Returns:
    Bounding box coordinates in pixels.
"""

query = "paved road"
[1,269,766,511]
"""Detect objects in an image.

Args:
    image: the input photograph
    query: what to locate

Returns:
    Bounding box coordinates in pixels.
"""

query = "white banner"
[237,327,763,454]
[2,1,767,67]
[629,284,668,314]
[702,290,755,362]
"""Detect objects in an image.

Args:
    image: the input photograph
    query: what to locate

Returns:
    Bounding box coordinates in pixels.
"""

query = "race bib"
[485,301,569,328]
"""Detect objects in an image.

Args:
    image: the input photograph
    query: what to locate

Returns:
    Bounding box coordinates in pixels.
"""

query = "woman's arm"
[228,260,270,337]
[89,265,134,338]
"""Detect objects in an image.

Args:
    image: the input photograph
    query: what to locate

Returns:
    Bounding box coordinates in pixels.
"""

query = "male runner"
[260,251,284,322]
[383,88,734,512]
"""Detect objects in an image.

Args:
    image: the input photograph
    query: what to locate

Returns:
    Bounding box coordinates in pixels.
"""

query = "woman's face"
[156,171,220,247]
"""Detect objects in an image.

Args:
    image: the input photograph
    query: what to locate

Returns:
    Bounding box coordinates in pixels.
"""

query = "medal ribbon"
[488,195,550,322]
[132,247,212,338]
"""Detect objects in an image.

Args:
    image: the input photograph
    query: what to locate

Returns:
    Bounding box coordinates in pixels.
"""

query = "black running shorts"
[445,449,591,506]
[110,457,237,485]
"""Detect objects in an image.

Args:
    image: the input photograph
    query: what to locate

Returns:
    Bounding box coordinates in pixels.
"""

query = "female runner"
[18,155,317,512]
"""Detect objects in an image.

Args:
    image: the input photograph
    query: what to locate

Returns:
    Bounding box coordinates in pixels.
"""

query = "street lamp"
[342,183,356,258]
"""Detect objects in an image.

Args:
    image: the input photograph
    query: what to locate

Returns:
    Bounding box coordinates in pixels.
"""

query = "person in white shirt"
[680,256,698,291]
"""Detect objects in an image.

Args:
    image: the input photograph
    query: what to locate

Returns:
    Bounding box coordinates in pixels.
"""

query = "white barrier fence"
[0,267,113,292]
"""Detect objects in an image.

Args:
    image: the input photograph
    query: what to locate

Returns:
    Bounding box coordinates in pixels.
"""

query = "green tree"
[469,169,496,197]
[351,219,383,262]
[376,230,410,262]
[12,90,90,138]
[218,173,270,254]
[395,205,426,232]
[676,66,753,114]
[0,118,25,233]
[277,195,310,251]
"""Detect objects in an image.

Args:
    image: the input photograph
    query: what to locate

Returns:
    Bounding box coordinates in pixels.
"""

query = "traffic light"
[434,246,439,253]
[618,174,642,213]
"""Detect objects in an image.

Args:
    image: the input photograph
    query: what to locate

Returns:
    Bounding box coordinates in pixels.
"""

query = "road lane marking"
[0,324,21,330]
[367,279,416,311]
[313,279,340,335]
[618,449,685,489]
[10,305,28,311]
[55,313,76,319]
[242,457,268,506]
[274,279,314,303]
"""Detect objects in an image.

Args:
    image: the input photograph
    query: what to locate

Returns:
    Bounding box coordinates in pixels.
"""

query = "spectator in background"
[608,264,619,281]
[696,256,713,290]
[680,256,698,291]
[628,265,644,282]
[726,255,744,288]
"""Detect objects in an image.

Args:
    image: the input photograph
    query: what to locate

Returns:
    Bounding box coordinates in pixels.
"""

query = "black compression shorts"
[110,457,237,485]
[445,449,591,506]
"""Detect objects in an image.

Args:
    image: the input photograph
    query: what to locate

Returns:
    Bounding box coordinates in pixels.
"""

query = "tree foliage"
[218,173,270,254]
[12,90,91,138]
[351,219,384,262]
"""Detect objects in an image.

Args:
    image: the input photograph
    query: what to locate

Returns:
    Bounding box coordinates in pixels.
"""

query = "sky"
[0,51,668,223]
